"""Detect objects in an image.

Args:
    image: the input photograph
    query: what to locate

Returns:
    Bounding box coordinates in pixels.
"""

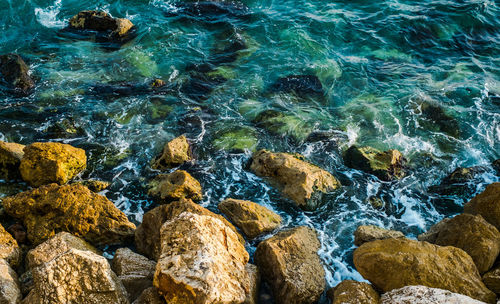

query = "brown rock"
[2,183,136,246]
[0,54,35,95]
[353,238,496,303]
[250,150,341,210]
[354,225,404,247]
[343,146,406,181]
[132,288,164,304]
[218,198,281,238]
[245,264,260,304]
[75,179,111,192]
[19,142,87,187]
[69,10,134,38]
[464,183,500,230]
[255,226,325,304]
[0,141,24,180]
[0,223,21,267]
[327,280,380,304]
[493,159,500,174]
[483,265,500,294]
[0,258,21,304]
[148,170,202,203]
[380,285,485,304]
[151,135,191,170]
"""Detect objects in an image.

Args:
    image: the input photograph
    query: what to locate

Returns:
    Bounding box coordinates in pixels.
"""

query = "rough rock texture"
[254,226,325,304]
[2,183,136,246]
[69,11,134,38]
[218,198,282,238]
[418,213,500,273]
[0,54,35,95]
[19,142,87,187]
[75,179,110,192]
[0,223,21,268]
[154,212,253,304]
[135,198,243,261]
[493,159,500,174]
[353,238,496,303]
[148,170,202,203]
[326,280,380,304]
[112,248,156,302]
[428,166,488,197]
[354,225,405,247]
[132,288,164,304]
[151,135,192,170]
[245,264,260,304]
[380,285,486,304]
[0,259,21,304]
[0,141,24,181]
[483,265,500,294]
[250,150,341,210]
[343,146,406,181]
[464,183,500,230]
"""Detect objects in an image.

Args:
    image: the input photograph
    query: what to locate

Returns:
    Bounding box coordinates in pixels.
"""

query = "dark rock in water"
[343,146,407,181]
[180,72,227,101]
[493,159,500,174]
[44,118,86,139]
[271,75,323,97]
[166,1,250,20]
[0,54,35,95]
[429,166,488,197]
[414,100,460,138]
[209,37,247,66]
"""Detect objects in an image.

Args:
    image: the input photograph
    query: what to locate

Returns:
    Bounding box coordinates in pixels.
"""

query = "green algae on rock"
[212,126,259,152]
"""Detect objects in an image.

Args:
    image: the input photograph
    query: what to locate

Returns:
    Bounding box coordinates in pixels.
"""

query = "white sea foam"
[34,0,66,29]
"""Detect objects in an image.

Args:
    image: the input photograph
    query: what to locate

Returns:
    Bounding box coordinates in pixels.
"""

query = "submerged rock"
[0,223,21,268]
[212,126,259,152]
[0,141,24,181]
[354,225,405,247]
[343,145,406,181]
[428,166,488,197]
[252,109,313,142]
[327,280,380,304]
[413,99,460,138]
[353,238,496,303]
[2,183,136,246]
[250,150,341,210]
[148,170,202,203]
[464,183,500,231]
[380,285,485,304]
[255,226,325,304]
[0,54,35,95]
[271,75,323,97]
[151,135,192,170]
[0,259,21,304]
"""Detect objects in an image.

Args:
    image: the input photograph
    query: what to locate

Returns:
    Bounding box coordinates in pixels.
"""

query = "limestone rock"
[151,135,192,170]
[380,285,486,304]
[354,225,405,247]
[218,198,281,238]
[250,150,341,210]
[68,11,134,39]
[2,183,136,246]
[255,226,325,304]
[0,54,35,95]
[19,142,87,187]
[154,212,252,304]
[343,146,406,181]
[353,238,496,303]
[132,288,164,304]
[0,141,24,181]
[148,170,202,203]
[135,198,243,261]
[0,223,21,268]
[483,265,500,294]
[327,280,380,304]
[464,183,500,230]
[245,264,260,304]
[0,259,21,304]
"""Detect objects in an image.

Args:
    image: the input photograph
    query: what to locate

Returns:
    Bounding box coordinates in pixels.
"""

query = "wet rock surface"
[327,280,380,304]
[343,145,406,181]
[148,170,202,203]
[151,135,192,170]
[0,141,24,181]
[0,54,35,95]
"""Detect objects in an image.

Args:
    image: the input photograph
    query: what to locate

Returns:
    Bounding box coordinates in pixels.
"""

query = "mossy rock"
[212,126,259,152]
[252,109,313,142]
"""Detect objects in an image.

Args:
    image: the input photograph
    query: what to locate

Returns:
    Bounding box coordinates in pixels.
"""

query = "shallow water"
[1,0,499,301]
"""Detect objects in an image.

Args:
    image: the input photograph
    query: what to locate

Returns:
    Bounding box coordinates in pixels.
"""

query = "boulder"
[112,248,156,302]
[353,238,496,303]
[218,198,281,238]
[19,142,87,187]
[343,146,406,181]
[250,150,341,210]
[75,179,110,192]
[0,223,21,267]
[483,265,500,294]
[0,54,35,95]
[68,11,134,40]
[380,285,485,304]
[464,183,500,230]
[326,280,380,304]
[132,288,164,304]
[254,226,325,304]
[151,135,192,170]
[135,198,243,261]
[418,213,500,273]
[0,259,21,304]
[354,225,405,247]
[154,212,253,304]
[245,264,260,304]
[2,183,136,246]
[0,141,24,181]
[428,166,488,197]
[148,170,202,203]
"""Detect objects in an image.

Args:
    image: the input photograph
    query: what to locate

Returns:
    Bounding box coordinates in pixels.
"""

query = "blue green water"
[1,0,499,301]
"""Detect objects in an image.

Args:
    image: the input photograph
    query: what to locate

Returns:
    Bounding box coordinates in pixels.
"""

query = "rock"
[255,226,325,304]
[0,223,21,267]
[353,238,496,303]
[19,142,87,187]
[428,166,488,197]
[245,264,260,304]
[354,225,405,247]
[483,265,500,294]
[154,212,253,304]
[74,179,110,192]
[252,109,313,142]
[464,183,500,231]
[493,159,500,174]
[132,288,164,304]
[0,54,35,95]
[135,198,243,261]
[6,223,26,245]
[68,10,134,41]
[2,183,136,246]
[212,126,259,152]
[418,214,500,273]
[326,280,380,304]
[147,170,202,203]
[0,259,21,304]
[414,100,460,138]
[112,248,156,302]
[271,75,323,97]
[380,285,485,304]
[0,141,24,181]
[250,150,341,210]
[151,135,192,170]
[343,146,406,181]
[218,198,282,238]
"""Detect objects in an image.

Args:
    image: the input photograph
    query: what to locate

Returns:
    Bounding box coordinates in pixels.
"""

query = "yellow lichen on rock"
[151,135,192,170]
[148,170,202,202]
[0,223,20,268]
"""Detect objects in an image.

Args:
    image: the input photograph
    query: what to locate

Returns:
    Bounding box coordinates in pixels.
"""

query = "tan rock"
[0,141,24,180]
[19,142,87,187]
[245,264,260,304]
[343,146,406,181]
[327,280,380,304]
[154,212,252,304]
[0,223,21,268]
[151,135,191,170]
[132,288,164,304]
[2,183,136,246]
[354,225,405,246]
[353,238,496,303]
[254,226,325,304]
[483,265,500,294]
[380,285,485,304]
[0,259,21,304]
[148,170,202,203]
[250,150,341,210]
[218,198,281,238]
[464,183,500,230]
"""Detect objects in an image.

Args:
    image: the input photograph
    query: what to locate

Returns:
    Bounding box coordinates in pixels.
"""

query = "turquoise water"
[1,0,499,300]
